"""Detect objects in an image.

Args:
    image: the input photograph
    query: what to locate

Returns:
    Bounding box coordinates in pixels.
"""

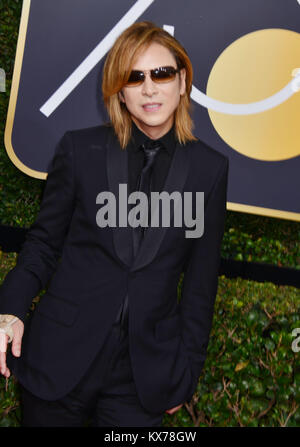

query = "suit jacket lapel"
[106,128,133,267]
[106,127,190,272]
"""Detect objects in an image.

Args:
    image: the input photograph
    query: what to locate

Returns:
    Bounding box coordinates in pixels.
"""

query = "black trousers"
[20,321,165,427]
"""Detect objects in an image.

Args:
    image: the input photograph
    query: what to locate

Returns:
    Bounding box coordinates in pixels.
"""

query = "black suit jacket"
[0,123,229,413]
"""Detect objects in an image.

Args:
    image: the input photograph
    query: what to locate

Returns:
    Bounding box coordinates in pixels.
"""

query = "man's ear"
[179,68,186,96]
[118,90,125,103]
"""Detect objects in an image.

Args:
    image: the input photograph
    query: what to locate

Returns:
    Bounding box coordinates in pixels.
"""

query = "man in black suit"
[0,21,229,426]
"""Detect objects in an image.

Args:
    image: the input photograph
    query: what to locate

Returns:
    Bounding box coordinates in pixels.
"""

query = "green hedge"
[171,275,300,427]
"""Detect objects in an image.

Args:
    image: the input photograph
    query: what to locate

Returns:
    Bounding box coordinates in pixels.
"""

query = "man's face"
[119,42,186,139]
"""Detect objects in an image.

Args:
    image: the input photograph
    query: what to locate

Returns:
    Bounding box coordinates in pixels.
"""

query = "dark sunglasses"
[125,66,181,86]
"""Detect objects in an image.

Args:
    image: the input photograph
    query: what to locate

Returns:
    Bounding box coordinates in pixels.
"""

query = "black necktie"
[114,139,162,340]
[132,140,162,258]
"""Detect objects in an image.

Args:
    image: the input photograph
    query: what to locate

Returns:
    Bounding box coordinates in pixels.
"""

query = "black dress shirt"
[127,121,177,196]
[113,121,177,335]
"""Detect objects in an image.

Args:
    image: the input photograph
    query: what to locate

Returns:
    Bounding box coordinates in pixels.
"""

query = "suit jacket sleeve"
[0,131,76,323]
[180,155,229,383]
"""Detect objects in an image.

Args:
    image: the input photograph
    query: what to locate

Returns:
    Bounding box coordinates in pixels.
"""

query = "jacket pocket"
[36,292,79,327]
[155,312,181,341]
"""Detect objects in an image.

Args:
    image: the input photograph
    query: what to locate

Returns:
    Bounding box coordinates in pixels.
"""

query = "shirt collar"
[130,120,176,156]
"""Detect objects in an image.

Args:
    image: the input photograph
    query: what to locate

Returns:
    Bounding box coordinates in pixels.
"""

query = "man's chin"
[132,116,173,133]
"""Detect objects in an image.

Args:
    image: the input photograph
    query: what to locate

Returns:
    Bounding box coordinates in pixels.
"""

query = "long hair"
[102,21,197,149]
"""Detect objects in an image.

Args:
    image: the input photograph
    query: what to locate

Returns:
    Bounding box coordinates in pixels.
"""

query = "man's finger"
[0,332,8,353]
[165,403,183,414]
[0,349,7,375]
[12,335,22,357]
[2,364,10,378]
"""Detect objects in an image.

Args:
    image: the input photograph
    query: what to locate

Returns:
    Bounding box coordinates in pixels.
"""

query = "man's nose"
[142,73,158,96]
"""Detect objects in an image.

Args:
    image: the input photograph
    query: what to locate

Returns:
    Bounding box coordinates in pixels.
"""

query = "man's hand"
[165,403,183,414]
[0,316,24,378]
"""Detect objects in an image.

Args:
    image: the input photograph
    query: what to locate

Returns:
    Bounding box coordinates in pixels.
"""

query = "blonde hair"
[102,21,197,149]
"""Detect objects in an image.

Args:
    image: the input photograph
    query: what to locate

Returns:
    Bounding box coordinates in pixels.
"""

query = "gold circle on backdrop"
[206,29,300,161]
